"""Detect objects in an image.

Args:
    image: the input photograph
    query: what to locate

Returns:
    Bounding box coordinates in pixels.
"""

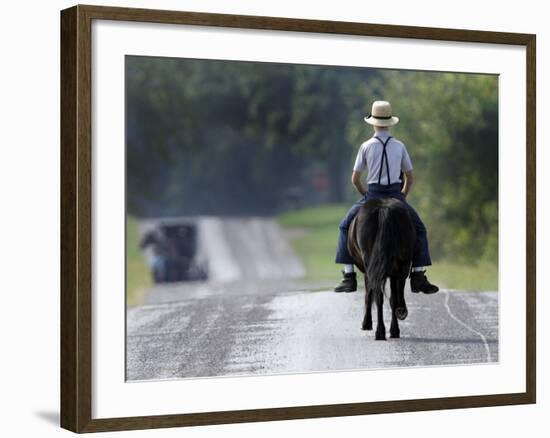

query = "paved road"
[126,284,498,381]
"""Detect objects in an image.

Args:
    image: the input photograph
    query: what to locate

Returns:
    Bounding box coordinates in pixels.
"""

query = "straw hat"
[364,100,399,127]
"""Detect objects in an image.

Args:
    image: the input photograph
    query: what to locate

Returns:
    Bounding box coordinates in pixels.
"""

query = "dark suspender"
[374,136,392,185]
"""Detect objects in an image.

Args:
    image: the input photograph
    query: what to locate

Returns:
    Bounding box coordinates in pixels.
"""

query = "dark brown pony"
[347,198,415,340]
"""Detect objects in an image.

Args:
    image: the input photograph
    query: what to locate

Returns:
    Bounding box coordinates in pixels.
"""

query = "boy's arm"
[352,143,367,196]
[401,142,414,197]
[352,171,366,196]
[402,170,414,197]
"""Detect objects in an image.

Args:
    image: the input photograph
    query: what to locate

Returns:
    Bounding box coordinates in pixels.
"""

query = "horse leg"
[375,292,386,340]
[389,277,400,339]
[395,272,408,321]
[362,284,373,331]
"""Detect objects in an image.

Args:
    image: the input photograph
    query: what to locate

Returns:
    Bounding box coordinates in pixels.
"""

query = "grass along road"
[127,216,153,307]
[278,204,498,291]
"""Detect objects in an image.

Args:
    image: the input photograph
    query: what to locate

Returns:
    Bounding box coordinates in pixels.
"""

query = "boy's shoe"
[410,270,439,294]
[334,271,357,293]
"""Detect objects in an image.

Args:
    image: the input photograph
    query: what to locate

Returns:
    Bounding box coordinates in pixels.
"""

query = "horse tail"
[366,206,396,303]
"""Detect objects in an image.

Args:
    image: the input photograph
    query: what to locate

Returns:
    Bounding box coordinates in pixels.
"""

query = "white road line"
[198,217,242,282]
[443,290,492,362]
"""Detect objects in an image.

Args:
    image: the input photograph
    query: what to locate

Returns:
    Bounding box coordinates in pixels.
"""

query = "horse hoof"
[396,307,408,320]
[375,331,386,341]
[362,322,373,331]
[390,331,400,339]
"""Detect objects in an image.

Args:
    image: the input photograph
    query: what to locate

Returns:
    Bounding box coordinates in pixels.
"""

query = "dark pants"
[335,183,432,268]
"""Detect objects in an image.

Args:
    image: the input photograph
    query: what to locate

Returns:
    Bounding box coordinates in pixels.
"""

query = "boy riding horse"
[334,100,439,294]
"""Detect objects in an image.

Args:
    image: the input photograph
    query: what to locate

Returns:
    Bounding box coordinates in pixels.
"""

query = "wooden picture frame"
[60,4,536,433]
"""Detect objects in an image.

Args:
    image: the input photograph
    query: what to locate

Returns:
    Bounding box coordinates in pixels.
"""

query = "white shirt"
[353,131,413,185]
